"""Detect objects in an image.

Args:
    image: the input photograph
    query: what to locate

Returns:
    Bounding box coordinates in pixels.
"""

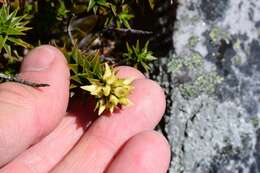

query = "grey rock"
[155,0,260,172]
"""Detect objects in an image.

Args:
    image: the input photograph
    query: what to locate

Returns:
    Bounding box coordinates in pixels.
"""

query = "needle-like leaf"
[0,5,32,57]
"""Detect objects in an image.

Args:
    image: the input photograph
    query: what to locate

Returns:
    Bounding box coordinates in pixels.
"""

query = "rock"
[155,0,260,172]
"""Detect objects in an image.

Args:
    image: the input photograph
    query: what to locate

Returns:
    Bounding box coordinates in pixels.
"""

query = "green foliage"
[56,0,69,21]
[188,35,199,48]
[123,40,156,72]
[104,4,134,29]
[209,27,230,44]
[64,47,133,115]
[0,0,159,115]
[0,5,31,58]
[114,5,134,28]
[148,0,156,9]
[87,0,110,14]
[87,0,134,29]
[64,47,104,89]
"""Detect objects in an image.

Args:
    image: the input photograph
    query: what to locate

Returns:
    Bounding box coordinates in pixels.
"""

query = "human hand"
[0,46,170,173]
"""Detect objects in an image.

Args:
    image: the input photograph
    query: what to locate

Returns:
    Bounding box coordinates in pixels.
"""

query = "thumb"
[0,45,70,166]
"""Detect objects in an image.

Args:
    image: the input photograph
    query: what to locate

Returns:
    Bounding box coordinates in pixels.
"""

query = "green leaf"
[126,42,132,54]
[3,43,12,58]
[0,35,7,52]
[141,61,150,72]
[70,83,78,89]
[87,0,110,14]
[65,47,105,88]
[57,0,69,20]
[123,20,131,29]
[97,0,109,7]
[146,54,157,61]
[0,5,32,58]
[148,0,156,9]
[123,40,157,73]
[7,37,32,48]
[69,64,78,74]
[88,0,96,12]
[71,75,83,84]
[144,41,149,51]
[110,4,117,15]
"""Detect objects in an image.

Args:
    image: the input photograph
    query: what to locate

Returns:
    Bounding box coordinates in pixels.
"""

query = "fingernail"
[22,46,56,72]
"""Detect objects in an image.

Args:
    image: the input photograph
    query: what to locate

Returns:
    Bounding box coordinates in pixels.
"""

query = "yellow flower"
[114,87,128,98]
[109,94,119,105]
[97,99,106,116]
[119,97,131,106]
[81,85,103,97]
[102,85,111,96]
[81,63,134,115]
[103,63,112,80]
[108,95,119,113]
[81,85,96,93]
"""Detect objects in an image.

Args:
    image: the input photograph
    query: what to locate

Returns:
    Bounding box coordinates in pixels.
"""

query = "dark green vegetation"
[0,0,161,114]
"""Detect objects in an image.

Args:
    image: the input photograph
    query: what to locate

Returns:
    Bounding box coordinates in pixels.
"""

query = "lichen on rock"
[163,0,260,172]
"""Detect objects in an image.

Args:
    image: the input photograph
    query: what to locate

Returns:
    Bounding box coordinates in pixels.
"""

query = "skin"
[0,45,171,173]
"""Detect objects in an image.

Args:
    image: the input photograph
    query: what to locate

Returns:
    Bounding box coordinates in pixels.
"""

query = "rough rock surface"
[153,0,260,172]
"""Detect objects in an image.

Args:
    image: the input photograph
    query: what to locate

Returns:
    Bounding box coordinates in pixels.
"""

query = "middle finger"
[51,68,166,173]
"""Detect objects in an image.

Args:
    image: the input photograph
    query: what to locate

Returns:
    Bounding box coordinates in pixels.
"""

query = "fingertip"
[106,131,171,173]
[128,79,166,126]
[115,66,145,80]
[132,131,171,160]
[128,131,171,171]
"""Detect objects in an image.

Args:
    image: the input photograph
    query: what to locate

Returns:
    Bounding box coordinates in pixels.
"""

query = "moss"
[209,27,220,43]
[168,52,223,98]
[209,27,230,44]
[188,35,199,48]
[187,52,203,69]
[180,72,223,97]
[250,116,259,128]
[233,39,241,50]
[232,55,243,65]
[167,55,184,73]
[167,52,203,74]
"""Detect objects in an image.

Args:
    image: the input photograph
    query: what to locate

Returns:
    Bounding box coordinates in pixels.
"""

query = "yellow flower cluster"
[81,63,133,115]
